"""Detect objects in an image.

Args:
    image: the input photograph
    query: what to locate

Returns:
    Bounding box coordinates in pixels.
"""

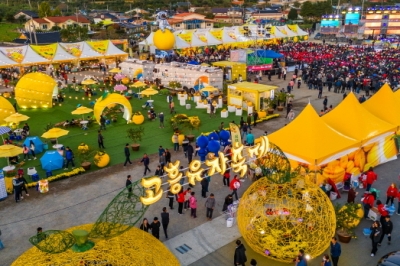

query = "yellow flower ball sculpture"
[94,151,110,168]
[237,177,336,263]
[78,143,89,152]
[132,113,145,125]
[153,29,175,50]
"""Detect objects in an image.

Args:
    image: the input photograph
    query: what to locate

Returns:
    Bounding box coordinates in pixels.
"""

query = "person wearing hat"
[150,217,161,239]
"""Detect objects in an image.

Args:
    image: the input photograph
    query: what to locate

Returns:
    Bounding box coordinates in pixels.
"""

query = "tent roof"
[230,82,277,92]
[322,93,396,143]
[222,27,238,43]
[60,42,103,59]
[249,49,283,58]
[174,35,190,49]
[139,31,154,46]
[268,104,359,165]
[276,26,296,37]
[0,50,20,67]
[104,40,128,57]
[362,84,400,129]
[21,45,50,64]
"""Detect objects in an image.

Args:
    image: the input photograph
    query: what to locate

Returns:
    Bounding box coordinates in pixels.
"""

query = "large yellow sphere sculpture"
[12,224,180,266]
[237,177,336,263]
[153,29,175,50]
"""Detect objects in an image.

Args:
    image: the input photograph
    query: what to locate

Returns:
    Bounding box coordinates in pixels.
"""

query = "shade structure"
[71,106,93,115]
[40,151,64,171]
[93,93,132,124]
[0,126,11,141]
[0,145,23,158]
[0,96,16,125]
[268,104,359,165]
[322,92,397,145]
[109,68,122,73]
[41,128,69,140]
[200,86,219,93]
[130,81,147,88]
[141,88,159,97]
[362,84,400,130]
[23,137,44,154]
[81,79,97,85]
[4,113,30,124]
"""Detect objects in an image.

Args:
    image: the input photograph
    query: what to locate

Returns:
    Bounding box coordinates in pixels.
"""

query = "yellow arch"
[0,96,16,126]
[15,72,56,109]
[94,93,132,124]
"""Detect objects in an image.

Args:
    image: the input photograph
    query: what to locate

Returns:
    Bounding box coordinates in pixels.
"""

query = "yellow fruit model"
[366,144,379,168]
[132,113,145,125]
[353,149,366,172]
[153,29,175,50]
[339,155,348,169]
[383,135,398,160]
[94,151,110,168]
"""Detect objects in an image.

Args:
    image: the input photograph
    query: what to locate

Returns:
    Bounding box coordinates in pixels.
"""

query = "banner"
[87,40,109,55]
[178,33,192,43]
[210,29,223,40]
[195,32,207,43]
[31,43,57,60]
[62,43,83,57]
[1,47,25,63]
[230,123,242,146]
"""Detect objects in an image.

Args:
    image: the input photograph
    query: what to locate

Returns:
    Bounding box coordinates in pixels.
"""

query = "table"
[53,144,64,149]
[3,165,15,171]
[147,100,154,107]
[80,120,89,130]
[14,128,23,136]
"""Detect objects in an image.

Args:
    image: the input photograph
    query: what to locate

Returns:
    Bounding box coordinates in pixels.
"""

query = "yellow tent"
[228,82,277,111]
[363,84,400,130]
[93,93,132,124]
[0,96,16,126]
[322,93,396,145]
[395,89,400,105]
[14,72,56,109]
[268,104,358,165]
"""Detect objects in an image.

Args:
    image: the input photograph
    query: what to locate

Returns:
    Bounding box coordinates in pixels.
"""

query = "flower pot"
[81,162,91,170]
[187,135,195,142]
[131,144,140,151]
[277,106,284,111]
[337,230,352,243]
[267,109,274,115]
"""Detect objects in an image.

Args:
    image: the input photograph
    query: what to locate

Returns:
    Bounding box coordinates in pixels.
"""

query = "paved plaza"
[0,69,399,266]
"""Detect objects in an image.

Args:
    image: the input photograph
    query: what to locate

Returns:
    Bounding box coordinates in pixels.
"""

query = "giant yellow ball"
[153,29,175,50]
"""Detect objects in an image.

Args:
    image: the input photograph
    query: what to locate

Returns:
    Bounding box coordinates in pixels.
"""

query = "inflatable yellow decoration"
[238,177,336,263]
[122,77,130,84]
[153,29,175,50]
[78,143,89,152]
[93,93,132,124]
[171,134,185,145]
[0,96,16,125]
[94,151,110,168]
[132,113,145,125]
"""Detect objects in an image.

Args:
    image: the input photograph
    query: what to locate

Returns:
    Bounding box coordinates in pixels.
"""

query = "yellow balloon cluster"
[237,177,336,263]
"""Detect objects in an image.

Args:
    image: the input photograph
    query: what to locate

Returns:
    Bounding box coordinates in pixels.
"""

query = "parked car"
[377,251,400,266]
[314,33,322,40]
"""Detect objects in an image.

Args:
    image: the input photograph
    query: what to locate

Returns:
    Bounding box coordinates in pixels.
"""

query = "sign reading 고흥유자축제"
[140,130,270,205]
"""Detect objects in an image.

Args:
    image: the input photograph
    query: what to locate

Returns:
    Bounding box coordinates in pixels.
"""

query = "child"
[189,192,197,218]
[223,169,230,186]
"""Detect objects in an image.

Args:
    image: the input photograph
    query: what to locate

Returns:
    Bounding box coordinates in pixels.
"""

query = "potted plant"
[334,203,363,243]
[43,123,56,145]
[76,144,97,170]
[184,116,201,141]
[263,98,277,115]
[277,92,287,111]
[127,126,145,151]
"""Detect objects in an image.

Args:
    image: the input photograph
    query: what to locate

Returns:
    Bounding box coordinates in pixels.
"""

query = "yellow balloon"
[132,114,145,125]
[153,29,175,50]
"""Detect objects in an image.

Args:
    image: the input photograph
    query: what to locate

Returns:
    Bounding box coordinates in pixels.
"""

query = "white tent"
[191,32,207,47]
[276,26,297,37]
[60,42,103,60]
[139,32,154,46]
[205,31,222,45]
[296,26,309,36]
[0,45,50,65]
[271,26,287,38]
[0,50,21,67]
[104,40,128,57]
[222,27,239,43]
[21,45,50,65]
[174,35,191,49]
[52,44,77,62]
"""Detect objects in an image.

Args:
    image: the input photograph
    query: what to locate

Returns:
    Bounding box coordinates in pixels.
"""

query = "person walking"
[370,221,382,257]
[246,114,252,130]
[100,115,106,130]
[159,112,165,128]
[158,146,165,160]
[172,133,179,151]
[18,174,29,198]
[139,218,150,232]
[159,152,166,168]
[201,176,209,198]
[365,167,378,191]
[223,169,230,186]
[386,183,397,206]
[230,175,241,200]
[166,188,175,210]
[184,187,191,210]
[379,216,393,246]
[234,240,247,266]
[205,193,216,220]
[150,217,161,239]
[126,175,132,199]
[123,144,132,166]
[169,101,176,114]
[64,146,75,170]
[165,149,171,164]
[98,130,105,149]
[330,237,341,266]
[161,207,170,239]
[187,143,194,164]
[22,145,30,160]
[12,175,23,203]
[29,140,37,160]
[377,200,389,224]
[140,153,151,176]
[177,188,186,214]
[189,192,197,218]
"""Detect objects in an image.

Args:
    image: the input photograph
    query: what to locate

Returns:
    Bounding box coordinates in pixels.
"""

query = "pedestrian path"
[164,215,241,266]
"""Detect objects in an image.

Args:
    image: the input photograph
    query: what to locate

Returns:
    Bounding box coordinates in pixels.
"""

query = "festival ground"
[1,68,399,266]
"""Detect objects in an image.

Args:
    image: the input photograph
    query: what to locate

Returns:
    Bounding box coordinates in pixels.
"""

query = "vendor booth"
[227,82,277,112]
[212,61,246,81]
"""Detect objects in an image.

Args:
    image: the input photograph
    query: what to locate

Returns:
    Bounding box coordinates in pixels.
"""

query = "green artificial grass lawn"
[4,86,250,183]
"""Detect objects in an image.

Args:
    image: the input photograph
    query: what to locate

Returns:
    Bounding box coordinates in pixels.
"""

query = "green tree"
[300,1,315,18]
[288,8,298,20]
[52,8,62,16]
[205,12,215,19]
[5,13,14,22]
[293,1,301,8]
[38,1,52,18]
[60,25,89,42]
[18,14,27,24]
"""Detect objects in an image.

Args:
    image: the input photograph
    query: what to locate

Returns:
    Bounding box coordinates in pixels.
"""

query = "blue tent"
[23,136,44,154]
[40,151,64,171]
[250,49,284,58]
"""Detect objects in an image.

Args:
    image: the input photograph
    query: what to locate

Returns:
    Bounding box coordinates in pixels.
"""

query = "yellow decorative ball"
[132,114,145,125]
[78,143,89,152]
[304,35,309,40]
[12,224,180,266]
[237,177,336,263]
[94,151,110,168]
[153,29,175,50]
[122,77,130,84]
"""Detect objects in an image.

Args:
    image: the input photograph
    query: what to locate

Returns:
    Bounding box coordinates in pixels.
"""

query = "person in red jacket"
[366,167,378,191]
[376,200,389,224]
[363,191,377,219]
[230,175,241,200]
[177,188,186,215]
[386,183,397,206]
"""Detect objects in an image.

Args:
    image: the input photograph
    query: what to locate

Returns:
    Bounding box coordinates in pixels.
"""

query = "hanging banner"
[178,33,192,43]
[0,46,26,63]
[210,29,223,40]
[30,43,57,60]
[87,40,109,55]
[61,43,83,57]
[195,32,208,43]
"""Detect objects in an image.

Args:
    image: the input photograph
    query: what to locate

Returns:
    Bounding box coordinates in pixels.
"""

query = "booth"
[23,137,45,154]
[212,61,246,82]
[227,82,277,112]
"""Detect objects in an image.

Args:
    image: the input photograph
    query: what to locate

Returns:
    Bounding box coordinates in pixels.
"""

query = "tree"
[60,25,89,42]
[300,1,315,18]
[18,14,27,24]
[293,1,301,8]
[38,1,52,18]
[5,13,14,22]
[288,8,298,20]
[52,8,62,16]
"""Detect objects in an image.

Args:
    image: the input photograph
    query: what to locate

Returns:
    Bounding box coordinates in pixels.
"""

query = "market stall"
[212,61,247,81]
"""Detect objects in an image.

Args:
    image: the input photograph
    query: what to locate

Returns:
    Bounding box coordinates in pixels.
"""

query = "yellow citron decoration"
[94,151,110,168]
[153,29,175,50]
[132,113,145,125]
